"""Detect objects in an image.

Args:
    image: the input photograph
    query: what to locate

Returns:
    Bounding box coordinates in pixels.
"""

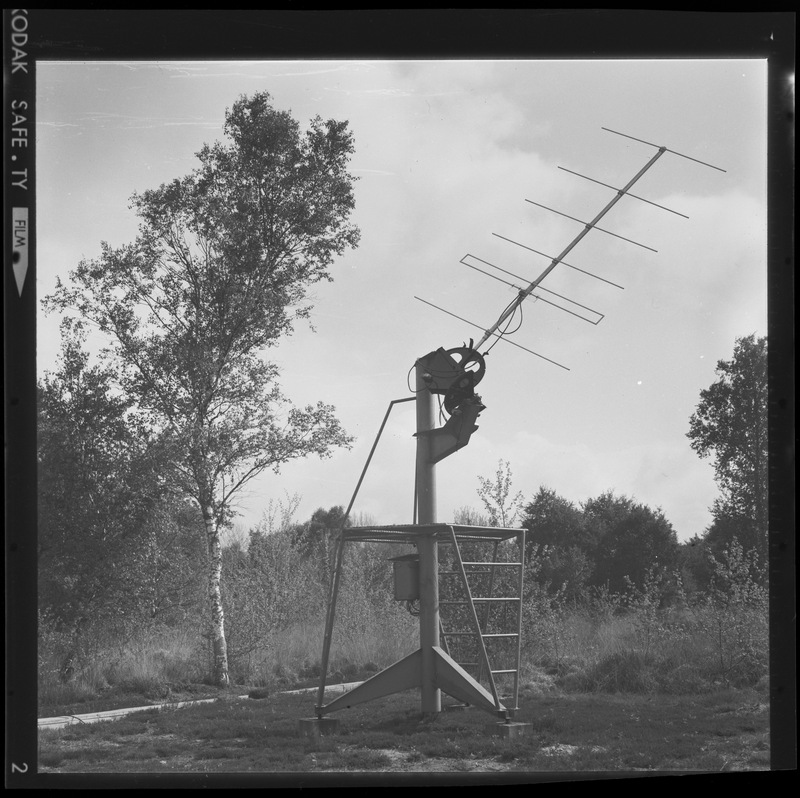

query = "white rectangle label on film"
[12,207,29,296]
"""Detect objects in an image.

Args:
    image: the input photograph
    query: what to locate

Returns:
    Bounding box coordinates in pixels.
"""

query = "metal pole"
[316,534,346,717]
[415,360,441,716]
[316,396,414,716]
[343,397,416,526]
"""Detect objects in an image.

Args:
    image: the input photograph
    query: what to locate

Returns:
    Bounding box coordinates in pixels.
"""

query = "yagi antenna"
[416,127,725,365]
[474,137,666,350]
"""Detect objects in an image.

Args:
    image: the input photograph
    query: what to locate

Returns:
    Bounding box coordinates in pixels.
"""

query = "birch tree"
[45,92,360,685]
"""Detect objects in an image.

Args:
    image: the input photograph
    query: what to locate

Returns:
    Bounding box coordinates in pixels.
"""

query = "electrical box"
[389,554,420,601]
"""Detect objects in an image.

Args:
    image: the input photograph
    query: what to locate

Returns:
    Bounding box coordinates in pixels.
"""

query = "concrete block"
[298,717,340,737]
[496,721,530,739]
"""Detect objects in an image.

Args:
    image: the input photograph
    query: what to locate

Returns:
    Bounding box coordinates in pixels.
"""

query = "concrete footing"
[298,717,340,738]
[496,721,530,739]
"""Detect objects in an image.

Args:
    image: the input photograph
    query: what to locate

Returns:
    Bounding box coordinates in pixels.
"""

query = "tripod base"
[316,646,507,719]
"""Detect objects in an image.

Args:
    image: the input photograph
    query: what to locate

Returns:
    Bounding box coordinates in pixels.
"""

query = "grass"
[39,607,418,718]
[36,547,770,779]
[37,682,770,776]
[38,596,769,728]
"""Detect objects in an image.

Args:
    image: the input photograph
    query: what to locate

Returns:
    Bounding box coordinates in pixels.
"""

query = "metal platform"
[339,523,524,546]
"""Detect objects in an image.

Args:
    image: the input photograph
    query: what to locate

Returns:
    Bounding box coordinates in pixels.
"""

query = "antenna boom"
[473,145,666,350]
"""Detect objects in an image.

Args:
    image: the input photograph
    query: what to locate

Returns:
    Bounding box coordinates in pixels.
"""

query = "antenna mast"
[310,128,726,730]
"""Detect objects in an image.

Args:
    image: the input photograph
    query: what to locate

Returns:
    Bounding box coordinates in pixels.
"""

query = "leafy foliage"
[218,502,412,685]
[523,487,589,551]
[476,460,525,527]
[38,323,205,679]
[676,534,716,597]
[687,335,768,561]
[44,92,361,685]
[291,505,349,580]
[521,547,576,673]
[582,491,679,595]
[691,540,769,686]
[520,486,679,597]
[522,487,592,601]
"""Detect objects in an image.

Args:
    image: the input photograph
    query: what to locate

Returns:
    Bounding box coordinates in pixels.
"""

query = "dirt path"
[38,682,365,730]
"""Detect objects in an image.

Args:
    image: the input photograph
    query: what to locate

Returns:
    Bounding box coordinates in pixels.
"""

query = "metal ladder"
[438,527,524,712]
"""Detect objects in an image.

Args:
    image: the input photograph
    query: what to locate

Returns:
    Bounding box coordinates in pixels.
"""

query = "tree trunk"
[203,507,230,687]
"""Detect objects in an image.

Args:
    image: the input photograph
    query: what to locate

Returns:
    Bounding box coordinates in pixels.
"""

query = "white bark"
[204,506,230,687]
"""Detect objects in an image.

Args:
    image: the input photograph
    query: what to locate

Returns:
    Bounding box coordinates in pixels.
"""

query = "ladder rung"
[491,669,518,674]
[472,596,519,601]
[442,631,479,637]
[440,598,520,604]
[461,562,522,567]
[439,570,492,575]
[481,633,519,638]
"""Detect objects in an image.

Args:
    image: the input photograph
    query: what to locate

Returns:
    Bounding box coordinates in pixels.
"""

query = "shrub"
[688,540,768,687]
[621,567,675,663]
[577,650,658,694]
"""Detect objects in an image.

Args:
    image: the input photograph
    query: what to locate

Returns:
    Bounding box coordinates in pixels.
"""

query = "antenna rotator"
[418,346,486,396]
[415,346,487,463]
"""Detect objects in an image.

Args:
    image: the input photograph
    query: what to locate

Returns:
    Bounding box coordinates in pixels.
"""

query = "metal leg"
[315,535,347,717]
[318,649,422,715]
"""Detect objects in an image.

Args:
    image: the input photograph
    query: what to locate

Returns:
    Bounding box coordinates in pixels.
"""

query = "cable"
[484,297,523,355]
[406,364,416,393]
[405,599,420,617]
[437,392,447,425]
[506,300,524,335]
[407,363,436,394]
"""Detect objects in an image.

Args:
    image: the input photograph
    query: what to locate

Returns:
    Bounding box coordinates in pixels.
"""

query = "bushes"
[685,541,768,687]
[39,530,768,712]
[577,651,658,693]
[38,617,207,712]
[219,517,418,688]
[521,541,768,695]
[39,506,420,710]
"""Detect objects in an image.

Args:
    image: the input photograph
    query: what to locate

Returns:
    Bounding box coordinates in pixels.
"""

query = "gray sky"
[36,59,768,541]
